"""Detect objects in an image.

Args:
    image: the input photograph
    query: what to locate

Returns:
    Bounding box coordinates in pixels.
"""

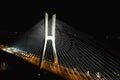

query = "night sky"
[0,1,119,36]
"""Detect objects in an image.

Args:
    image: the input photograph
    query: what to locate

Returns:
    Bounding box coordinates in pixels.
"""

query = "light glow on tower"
[41,13,58,65]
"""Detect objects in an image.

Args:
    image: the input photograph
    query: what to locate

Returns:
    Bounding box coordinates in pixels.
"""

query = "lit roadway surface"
[0,45,106,80]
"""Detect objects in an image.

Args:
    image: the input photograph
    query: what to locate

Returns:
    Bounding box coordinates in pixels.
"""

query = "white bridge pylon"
[41,13,58,65]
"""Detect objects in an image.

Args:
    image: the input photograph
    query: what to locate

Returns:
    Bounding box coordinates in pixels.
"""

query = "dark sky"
[0,1,119,36]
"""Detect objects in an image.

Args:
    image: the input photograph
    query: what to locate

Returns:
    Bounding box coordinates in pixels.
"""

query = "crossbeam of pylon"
[41,13,58,68]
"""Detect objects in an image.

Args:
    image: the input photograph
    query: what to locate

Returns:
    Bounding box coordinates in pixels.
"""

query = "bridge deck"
[0,45,107,80]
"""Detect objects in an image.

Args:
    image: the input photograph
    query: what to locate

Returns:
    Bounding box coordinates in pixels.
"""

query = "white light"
[96,72,101,78]
[6,48,10,50]
[6,49,13,54]
[2,48,6,51]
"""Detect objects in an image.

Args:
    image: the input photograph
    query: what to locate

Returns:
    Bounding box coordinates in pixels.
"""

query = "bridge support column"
[40,13,58,69]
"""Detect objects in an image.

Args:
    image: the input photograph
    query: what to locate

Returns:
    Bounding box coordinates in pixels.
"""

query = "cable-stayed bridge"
[0,13,120,80]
